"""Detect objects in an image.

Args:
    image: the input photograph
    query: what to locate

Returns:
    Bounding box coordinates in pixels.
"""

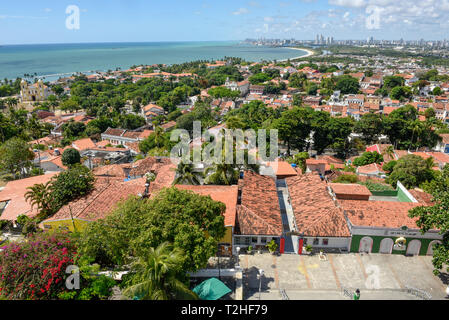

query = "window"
[323,239,329,246]
[0,201,8,217]
[313,238,319,245]
[244,237,250,245]
[303,238,308,245]
[251,237,258,244]
[260,237,267,244]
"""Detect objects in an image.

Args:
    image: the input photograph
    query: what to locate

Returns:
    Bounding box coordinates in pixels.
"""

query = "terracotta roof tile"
[44,177,146,222]
[286,173,350,237]
[72,138,96,151]
[176,185,238,227]
[236,171,282,236]
[0,173,58,221]
[266,161,298,177]
[329,183,372,197]
[339,200,422,229]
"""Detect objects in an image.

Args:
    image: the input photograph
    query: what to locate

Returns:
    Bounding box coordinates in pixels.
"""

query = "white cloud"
[264,16,274,22]
[232,8,249,15]
[329,0,367,7]
[248,1,261,7]
[44,8,52,13]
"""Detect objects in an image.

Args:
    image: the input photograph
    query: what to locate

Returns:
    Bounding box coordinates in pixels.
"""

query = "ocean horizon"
[0,41,308,81]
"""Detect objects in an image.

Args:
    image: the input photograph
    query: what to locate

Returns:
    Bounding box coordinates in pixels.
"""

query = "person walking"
[353,289,361,301]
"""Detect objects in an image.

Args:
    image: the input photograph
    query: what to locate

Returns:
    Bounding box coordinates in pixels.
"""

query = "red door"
[298,239,304,255]
[280,238,285,254]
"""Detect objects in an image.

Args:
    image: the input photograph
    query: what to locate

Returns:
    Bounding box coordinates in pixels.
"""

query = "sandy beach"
[279,47,315,62]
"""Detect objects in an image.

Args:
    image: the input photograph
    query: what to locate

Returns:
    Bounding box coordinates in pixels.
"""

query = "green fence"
[370,190,398,197]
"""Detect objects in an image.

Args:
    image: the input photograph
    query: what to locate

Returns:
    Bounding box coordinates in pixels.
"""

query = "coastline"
[1,44,317,81]
[278,47,315,62]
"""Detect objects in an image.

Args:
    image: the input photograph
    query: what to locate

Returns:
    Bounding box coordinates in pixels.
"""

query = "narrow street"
[276,179,298,254]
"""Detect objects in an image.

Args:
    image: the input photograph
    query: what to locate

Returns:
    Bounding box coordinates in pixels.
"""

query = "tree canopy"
[78,188,227,272]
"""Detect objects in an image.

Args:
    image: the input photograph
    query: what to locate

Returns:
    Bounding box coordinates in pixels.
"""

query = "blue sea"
[0,41,307,81]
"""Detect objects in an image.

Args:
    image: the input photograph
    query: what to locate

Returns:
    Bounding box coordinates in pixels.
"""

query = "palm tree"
[153,126,166,148]
[5,97,18,109]
[409,120,423,150]
[173,162,202,185]
[25,182,54,219]
[204,163,239,185]
[425,156,435,171]
[122,242,198,300]
[382,145,395,161]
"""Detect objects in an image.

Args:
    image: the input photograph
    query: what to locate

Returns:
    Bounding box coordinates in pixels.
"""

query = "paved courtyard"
[242,253,449,300]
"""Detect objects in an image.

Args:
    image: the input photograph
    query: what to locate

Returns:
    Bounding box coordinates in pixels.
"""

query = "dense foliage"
[0,233,115,300]
[409,165,449,275]
[78,188,226,272]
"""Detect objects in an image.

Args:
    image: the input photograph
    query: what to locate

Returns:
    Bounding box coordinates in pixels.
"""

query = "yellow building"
[20,79,53,102]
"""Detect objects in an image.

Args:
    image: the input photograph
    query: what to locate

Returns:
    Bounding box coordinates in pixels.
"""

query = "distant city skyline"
[1,0,449,45]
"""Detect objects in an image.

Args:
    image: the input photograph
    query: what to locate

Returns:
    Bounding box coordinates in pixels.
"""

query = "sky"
[1,0,449,44]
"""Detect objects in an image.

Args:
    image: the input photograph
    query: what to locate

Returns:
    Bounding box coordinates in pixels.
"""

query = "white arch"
[427,240,442,256]
[359,236,373,253]
[406,239,421,256]
[379,238,394,254]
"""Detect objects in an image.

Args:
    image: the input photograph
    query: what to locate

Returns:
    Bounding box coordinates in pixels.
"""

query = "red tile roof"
[148,163,177,195]
[44,177,147,223]
[72,138,96,151]
[357,163,385,175]
[236,171,282,236]
[266,161,298,177]
[339,200,422,229]
[176,185,238,227]
[103,128,126,137]
[129,157,172,177]
[0,173,58,221]
[329,183,372,197]
[286,174,350,237]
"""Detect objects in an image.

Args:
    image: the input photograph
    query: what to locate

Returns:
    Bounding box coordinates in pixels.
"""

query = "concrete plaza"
[242,253,449,300]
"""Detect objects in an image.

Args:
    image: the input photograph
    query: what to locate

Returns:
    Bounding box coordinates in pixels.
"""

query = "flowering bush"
[0,232,115,300]
[0,233,76,300]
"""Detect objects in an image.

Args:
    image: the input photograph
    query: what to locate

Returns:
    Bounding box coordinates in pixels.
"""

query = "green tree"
[122,242,198,300]
[390,86,412,101]
[62,148,81,167]
[408,165,449,275]
[291,152,310,174]
[0,137,34,179]
[432,87,443,96]
[50,164,95,210]
[62,121,86,140]
[24,181,55,220]
[354,113,385,145]
[248,73,271,85]
[288,72,307,89]
[273,107,314,155]
[383,75,405,91]
[335,75,360,94]
[173,162,202,185]
[139,127,170,154]
[387,154,435,188]
[353,151,384,167]
[208,87,240,99]
[226,116,246,130]
[78,188,226,271]
[382,160,397,174]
